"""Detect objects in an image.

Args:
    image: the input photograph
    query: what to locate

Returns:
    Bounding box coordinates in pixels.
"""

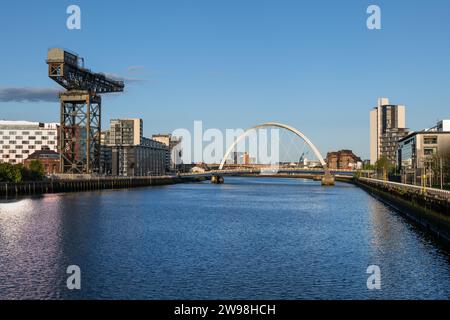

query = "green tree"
[375,156,394,181]
[18,160,45,182]
[0,163,22,183]
[363,163,376,171]
[28,160,45,181]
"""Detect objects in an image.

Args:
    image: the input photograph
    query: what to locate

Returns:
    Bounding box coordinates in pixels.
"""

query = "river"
[0,177,449,299]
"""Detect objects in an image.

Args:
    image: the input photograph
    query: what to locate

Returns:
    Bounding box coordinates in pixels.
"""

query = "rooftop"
[27,149,60,160]
[0,120,59,128]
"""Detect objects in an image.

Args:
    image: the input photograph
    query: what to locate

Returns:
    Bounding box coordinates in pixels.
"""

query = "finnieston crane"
[47,48,124,174]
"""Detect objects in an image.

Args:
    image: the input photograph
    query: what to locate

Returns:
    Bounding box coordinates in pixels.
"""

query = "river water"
[0,177,449,299]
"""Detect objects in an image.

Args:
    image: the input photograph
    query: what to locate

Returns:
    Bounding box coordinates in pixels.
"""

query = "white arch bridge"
[189,122,337,186]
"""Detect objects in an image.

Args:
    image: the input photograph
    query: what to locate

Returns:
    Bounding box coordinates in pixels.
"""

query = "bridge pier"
[211,175,224,184]
[321,172,335,186]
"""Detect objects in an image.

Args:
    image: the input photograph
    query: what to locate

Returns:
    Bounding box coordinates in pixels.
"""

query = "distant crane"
[47,48,124,174]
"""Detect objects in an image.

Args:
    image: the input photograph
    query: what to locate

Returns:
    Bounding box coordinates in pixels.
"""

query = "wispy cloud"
[0,87,61,103]
[127,65,145,73]
[104,73,146,84]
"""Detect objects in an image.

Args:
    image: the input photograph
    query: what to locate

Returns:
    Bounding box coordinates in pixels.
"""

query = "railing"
[180,167,357,178]
[358,177,450,199]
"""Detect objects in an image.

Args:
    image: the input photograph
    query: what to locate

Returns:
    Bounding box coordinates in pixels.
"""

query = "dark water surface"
[0,177,449,299]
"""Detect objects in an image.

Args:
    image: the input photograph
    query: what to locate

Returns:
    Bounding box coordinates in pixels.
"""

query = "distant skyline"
[1,0,450,159]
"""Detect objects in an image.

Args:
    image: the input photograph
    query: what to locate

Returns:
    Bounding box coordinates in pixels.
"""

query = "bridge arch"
[219,122,327,171]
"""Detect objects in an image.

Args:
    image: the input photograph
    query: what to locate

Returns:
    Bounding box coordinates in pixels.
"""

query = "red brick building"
[24,149,61,175]
[326,150,362,170]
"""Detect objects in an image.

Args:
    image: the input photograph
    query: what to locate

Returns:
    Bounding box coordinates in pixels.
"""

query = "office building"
[104,119,168,176]
[0,120,58,165]
[397,120,450,185]
[370,98,409,165]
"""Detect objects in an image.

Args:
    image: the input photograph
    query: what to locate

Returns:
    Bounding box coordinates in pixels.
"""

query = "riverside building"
[103,118,168,176]
[397,120,450,185]
[0,120,58,165]
[370,98,409,165]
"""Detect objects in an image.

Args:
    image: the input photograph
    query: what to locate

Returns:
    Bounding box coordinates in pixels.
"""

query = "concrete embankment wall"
[0,176,201,198]
[356,177,450,246]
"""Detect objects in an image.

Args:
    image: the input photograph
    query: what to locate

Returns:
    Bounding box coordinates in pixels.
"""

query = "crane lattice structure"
[47,48,124,174]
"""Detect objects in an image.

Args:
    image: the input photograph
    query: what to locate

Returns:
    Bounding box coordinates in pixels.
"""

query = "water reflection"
[0,178,449,299]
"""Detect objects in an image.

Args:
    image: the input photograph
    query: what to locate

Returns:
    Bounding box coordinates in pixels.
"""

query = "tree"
[0,163,22,183]
[363,163,376,171]
[430,150,450,189]
[375,156,394,181]
[19,160,45,182]
[28,160,45,181]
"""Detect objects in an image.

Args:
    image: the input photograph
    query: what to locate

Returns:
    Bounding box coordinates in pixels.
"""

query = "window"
[22,141,29,144]
[424,148,436,156]
[29,145,35,149]
[16,136,23,140]
[9,131,16,135]
[16,145,23,149]
[35,141,42,145]
[29,136,36,140]
[42,136,49,140]
[49,141,55,144]
[22,150,29,154]
[22,131,29,135]
[35,132,42,135]
[2,145,10,149]
[3,136,10,140]
[16,155,22,159]
[424,136,437,144]
[9,141,16,145]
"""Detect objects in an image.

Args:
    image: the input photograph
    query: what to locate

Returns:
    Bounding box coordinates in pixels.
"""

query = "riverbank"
[0,175,204,198]
[355,177,450,247]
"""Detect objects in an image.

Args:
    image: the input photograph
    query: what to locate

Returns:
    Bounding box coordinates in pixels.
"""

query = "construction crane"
[47,48,125,174]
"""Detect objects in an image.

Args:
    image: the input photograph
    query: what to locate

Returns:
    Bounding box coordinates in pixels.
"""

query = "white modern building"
[0,121,59,165]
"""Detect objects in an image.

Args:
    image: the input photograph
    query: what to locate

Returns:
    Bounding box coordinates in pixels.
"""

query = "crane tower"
[47,48,124,174]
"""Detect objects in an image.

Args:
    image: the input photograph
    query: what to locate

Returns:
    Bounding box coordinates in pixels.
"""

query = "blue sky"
[0,0,449,159]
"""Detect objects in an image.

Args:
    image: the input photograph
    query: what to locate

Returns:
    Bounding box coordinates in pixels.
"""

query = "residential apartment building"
[397,120,450,185]
[370,98,409,165]
[0,121,58,165]
[104,119,168,176]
